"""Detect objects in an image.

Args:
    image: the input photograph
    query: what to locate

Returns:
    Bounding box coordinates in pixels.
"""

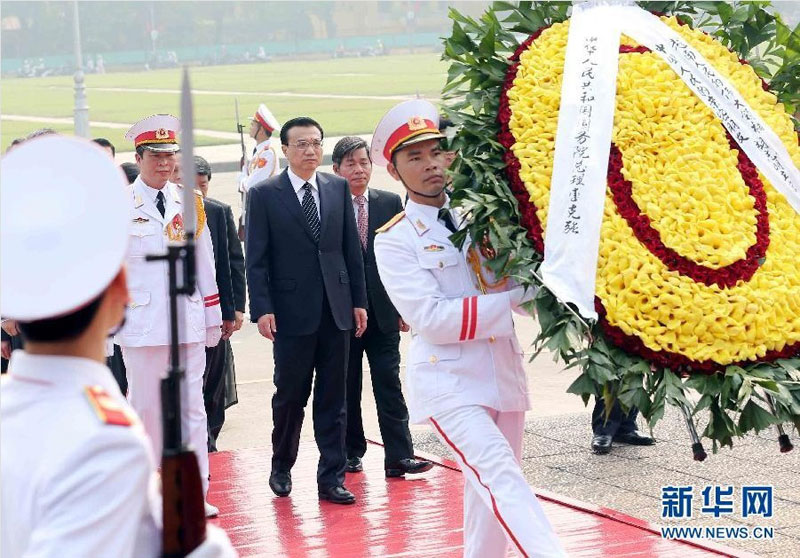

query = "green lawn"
[1,53,448,152]
[1,120,223,153]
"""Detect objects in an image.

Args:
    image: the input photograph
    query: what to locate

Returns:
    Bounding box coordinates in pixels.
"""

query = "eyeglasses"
[288,140,323,151]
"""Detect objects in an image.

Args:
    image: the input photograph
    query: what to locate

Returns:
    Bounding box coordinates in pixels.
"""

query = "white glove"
[205,326,222,348]
[186,524,239,558]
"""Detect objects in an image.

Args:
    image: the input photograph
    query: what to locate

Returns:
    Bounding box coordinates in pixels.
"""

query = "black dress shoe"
[318,485,356,505]
[385,458,434,478]
[345,457,363,473]
[269,471,292,497]
[614,431,655,446]
[591,434,613,454]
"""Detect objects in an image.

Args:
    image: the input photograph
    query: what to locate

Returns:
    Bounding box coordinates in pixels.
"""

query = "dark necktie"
[438,207,458,234]
[301,183,321,242]
[156,190,166,218]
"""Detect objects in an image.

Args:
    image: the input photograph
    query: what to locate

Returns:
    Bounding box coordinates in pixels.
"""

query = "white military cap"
[370,99,445,168]
[125,114,181,153]
[251,103,281,134]
[1,136,129,321]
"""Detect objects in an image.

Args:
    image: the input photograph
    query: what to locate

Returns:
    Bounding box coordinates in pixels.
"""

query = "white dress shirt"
[139,179,168,222]
[287,167,320,220]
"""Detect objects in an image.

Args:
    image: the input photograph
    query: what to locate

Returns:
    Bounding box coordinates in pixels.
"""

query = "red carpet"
[208,442,755,558]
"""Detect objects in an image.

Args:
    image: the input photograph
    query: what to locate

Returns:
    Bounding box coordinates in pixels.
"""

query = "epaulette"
[85,385,135,426]
[376,211,406,234]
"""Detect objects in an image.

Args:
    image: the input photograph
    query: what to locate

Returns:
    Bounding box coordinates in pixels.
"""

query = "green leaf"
[566,372,597,397]
[738,400,776,434]
[717,2,733,24]
[737,378,753,407]
[693,394,713,415]
[478,25,497,58]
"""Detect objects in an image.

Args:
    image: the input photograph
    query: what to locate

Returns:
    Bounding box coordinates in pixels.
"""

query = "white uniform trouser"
[430,406,566,558]
[122,343,210,496]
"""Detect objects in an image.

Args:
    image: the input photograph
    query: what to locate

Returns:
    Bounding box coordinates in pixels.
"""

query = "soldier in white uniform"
[371,100,566,558]
[117,115,223,517]
[0,136,236,558]
[238,103,281,237]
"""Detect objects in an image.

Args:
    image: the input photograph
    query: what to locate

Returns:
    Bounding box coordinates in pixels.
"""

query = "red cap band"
[254,113,274,133]
[134,128,177,147]
[383,118,438,161]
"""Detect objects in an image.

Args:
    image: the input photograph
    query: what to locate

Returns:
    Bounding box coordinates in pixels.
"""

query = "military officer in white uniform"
[371,100,566,558]
[117,115,223,516]
[0,136,236,558]
[238,103,281,236]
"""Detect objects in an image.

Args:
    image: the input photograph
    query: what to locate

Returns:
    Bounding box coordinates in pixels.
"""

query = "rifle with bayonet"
[235,98,248,241]
[146,67,207,558]
[235,98,246,171]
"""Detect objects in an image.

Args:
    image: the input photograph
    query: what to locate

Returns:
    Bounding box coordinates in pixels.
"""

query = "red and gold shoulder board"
[376,211,406,234]
[85,385,135,427]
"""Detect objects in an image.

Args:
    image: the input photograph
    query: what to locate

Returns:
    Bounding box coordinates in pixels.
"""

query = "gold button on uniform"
[429,355,439,364]
[489,336,496,343]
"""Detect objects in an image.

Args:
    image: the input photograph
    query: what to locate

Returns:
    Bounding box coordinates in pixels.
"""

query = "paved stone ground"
[412,408,800,558]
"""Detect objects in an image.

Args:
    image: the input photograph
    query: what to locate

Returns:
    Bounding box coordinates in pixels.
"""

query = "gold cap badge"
[408,116,426,131]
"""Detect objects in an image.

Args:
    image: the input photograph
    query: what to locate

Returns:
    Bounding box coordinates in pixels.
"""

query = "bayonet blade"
[180,66,197,235]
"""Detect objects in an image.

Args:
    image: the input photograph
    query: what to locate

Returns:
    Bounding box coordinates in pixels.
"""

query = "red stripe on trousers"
[459,297,470,341]
[467,296,478,340]
[430,417,528,558]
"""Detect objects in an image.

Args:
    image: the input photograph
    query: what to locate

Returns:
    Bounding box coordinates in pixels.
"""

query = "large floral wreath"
[442,1,800,452]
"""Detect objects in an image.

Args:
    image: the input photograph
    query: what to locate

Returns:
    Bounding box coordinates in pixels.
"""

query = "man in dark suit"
[332,136,432,478]
[246,117,368,505]
[194,156,244,451]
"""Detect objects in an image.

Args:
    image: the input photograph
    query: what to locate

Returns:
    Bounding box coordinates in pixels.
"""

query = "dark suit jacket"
[364,188,404,334]
[221,202,246,313]
[204,198,235,321]
[246,169,367,335]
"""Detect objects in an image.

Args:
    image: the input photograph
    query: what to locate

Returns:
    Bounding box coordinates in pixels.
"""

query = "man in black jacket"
[246,117,367,505]
[194,156,245,451]
[332,136,432,478]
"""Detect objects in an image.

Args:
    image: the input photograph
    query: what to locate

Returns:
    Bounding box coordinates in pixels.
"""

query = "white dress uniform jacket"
[1,352,240,558]
[374,199,531,424]
[1,352,160,558]
[116,177,222,346]
[239,139,280,227]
